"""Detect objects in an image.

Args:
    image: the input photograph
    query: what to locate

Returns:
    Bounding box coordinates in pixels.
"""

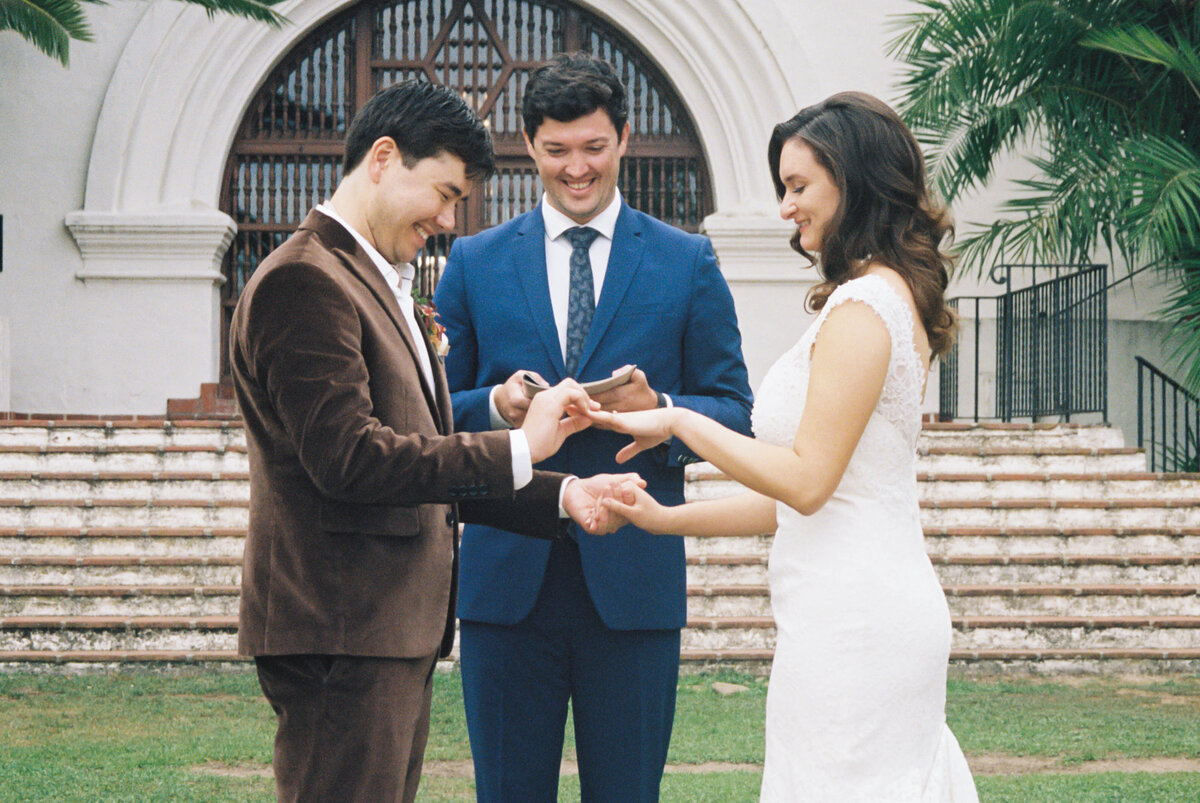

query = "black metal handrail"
[939,264,1108,422]
[1137,357,1200,472]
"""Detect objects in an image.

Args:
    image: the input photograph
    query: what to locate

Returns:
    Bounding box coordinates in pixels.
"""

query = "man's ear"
[617,122,630,157]
[366,136,397,182]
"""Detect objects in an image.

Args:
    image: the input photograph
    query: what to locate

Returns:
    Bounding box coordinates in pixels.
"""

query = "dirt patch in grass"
[1112,688,1200,706]
[191,761,273,779]
[422,760,761,779]
[969,754,1200,775]
[194,755,1200,781]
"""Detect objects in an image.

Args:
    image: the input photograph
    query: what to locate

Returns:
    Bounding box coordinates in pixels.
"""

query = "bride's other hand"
[601,481,674,534]
[587,407,681,463]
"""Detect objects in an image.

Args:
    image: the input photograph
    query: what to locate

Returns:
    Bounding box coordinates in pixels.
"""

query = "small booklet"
[522,364,637,399]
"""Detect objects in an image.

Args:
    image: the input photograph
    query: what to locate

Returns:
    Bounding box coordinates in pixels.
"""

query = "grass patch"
[975,773,1200,802]
[1,669,1198,801]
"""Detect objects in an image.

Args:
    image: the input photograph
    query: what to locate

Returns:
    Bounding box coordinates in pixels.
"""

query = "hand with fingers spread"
[494,369,544,426]
[600,479,675,535]
[562,472,647,534]
[588,406,682,463]
[520,379,598,463]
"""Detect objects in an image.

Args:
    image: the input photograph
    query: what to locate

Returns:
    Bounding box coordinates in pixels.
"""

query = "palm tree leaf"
[1081,24,1200,91]
[0,0,92,64]
[177,0,286,26]
[1119,136,1200,263]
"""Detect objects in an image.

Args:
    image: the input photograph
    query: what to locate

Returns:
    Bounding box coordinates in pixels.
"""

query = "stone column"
[702,212,817,388]
[64,206,235,413]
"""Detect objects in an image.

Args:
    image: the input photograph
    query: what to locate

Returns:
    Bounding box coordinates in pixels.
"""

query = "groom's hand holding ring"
[520,379,598,463]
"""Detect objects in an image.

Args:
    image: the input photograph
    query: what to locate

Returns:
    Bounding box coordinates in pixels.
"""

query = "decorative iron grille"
[219,0,714,374]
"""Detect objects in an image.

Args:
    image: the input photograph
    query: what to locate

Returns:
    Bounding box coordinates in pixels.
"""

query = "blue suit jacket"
[435,203,753,630]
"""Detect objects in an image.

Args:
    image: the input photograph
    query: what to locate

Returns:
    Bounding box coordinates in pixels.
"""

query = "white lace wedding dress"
[751,274,978,801]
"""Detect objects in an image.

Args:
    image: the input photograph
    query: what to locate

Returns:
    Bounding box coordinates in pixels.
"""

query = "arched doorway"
[219,0,714,374]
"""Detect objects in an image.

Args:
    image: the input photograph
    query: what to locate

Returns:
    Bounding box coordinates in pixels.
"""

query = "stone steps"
[678,615,1200,652]
[682,584,1200,618]
[1,420,1198,672]
[7,614,1200,654]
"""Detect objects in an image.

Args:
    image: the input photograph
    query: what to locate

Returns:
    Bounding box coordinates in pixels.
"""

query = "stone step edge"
[7,615,1200,630]
[10,497,1200,510]
[0,586,240,596]
[0,420,238,429]
[0,471,249,481]
[7,471,1195,483]
[11,496,1200,510]
[689,554,1200,567]
[5,526,1200,539]
[0,527,248,537]
[2,584,1197,599]
[683,616,1200,629]
[4,556,242,567]
[0,445,1138,458]
[0,445,247,455]
[0,420,1103,431]
[5,648,1200,664]
[691,471,1200,483]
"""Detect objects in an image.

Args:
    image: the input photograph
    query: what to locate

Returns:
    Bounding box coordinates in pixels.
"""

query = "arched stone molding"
[70,0,813,401]
[80,0,807,219]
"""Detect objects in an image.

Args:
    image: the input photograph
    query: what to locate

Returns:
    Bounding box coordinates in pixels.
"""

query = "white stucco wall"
[0,0,1186,433]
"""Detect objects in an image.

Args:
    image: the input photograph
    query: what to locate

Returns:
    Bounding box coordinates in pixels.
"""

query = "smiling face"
[777,137,842,254]
[364,142,467,264]
[524,108,629,224]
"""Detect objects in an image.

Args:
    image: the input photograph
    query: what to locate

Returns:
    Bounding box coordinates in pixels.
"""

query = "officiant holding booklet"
[434,52,753,802]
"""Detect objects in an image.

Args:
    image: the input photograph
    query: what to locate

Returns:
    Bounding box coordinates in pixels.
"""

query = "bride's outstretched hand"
[601,480,674,534]
[586,407,679,463]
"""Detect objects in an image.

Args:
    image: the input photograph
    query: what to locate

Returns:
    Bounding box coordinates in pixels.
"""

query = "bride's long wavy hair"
[767,92,957,358]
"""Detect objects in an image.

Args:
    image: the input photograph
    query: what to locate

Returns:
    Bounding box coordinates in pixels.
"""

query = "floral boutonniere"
[412,290,450,359]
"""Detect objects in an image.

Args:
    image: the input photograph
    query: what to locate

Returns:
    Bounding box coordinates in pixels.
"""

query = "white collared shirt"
[488,192,669,430]
[314,202,532,490]
[541,192,621,355]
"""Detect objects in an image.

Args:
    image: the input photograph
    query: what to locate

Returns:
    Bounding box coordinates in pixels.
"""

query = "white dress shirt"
[488,192,669,429]
[314,202,533,490]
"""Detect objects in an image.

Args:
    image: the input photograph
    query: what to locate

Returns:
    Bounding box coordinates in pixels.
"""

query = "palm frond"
[1120,136,1200,259]
[176,0,286,27]
[1081,24,1200,97]
[1162,252,1200,390]
[0,0,93,65]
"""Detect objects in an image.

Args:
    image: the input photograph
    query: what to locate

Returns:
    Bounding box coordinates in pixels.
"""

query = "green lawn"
[0,669,1198,801]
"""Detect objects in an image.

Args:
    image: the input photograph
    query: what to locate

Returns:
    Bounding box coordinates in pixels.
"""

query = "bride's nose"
[779,196,797,221]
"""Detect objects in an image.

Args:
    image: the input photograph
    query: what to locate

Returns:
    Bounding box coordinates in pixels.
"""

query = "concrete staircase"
[2,420,1199,673]
[684,423,1200,674]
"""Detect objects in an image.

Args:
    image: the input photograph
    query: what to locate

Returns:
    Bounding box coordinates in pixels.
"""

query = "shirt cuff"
[661,393,673,408]
[558,476,579,519]
[489,385,515,430]
[508,430,533,490]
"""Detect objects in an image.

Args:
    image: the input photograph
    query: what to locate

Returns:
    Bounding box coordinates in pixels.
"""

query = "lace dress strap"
[808,273,926,445]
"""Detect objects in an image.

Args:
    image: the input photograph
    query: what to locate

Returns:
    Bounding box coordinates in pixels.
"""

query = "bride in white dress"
[589,93,978,801]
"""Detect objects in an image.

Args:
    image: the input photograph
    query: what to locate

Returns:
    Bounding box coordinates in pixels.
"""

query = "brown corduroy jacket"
[230,210,565,660]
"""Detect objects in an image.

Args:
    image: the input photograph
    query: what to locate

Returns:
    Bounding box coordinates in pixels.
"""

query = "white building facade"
[0,0,1177,440]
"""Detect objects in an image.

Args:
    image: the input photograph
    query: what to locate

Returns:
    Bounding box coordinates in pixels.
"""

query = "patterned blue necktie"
[563,226,601,376]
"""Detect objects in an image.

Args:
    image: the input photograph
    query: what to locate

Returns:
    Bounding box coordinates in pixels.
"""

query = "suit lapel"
[576,205,645,376]
[304,210,444,426]
[515,209,568,380]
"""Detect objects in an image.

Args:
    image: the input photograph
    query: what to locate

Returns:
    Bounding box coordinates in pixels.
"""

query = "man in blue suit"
[435,53,753,802]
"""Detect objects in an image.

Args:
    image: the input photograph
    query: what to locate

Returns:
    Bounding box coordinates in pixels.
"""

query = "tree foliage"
[889,0,1200,389]
[0,0,286,65]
